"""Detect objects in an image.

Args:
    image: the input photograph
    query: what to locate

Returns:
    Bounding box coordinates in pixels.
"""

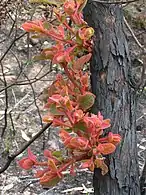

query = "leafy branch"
[16,0,122,187]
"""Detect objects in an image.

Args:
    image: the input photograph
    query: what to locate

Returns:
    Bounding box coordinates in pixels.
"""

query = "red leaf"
[18,158,34,170]
[43,114,54,123]
[48,159,60,177]
[94,158,108,175]
[97,112,103,120]
[78,27,94,40]
[70,164,76,176]
[28,148,37,162]
[22,20,45,33]
[36,170,44,178]
[49,94,62,104]
[57,25,65,38]
[64,0,76,15]
[101,119,111,129]
[44,149,52,158]
[18,158,27,169]
[81,161,89,169]
[18,148,37,170]
[35,169,47,178]
[59,129,71,142]
[73,53,92,70]
[60,132,91,151]
[108,132,121,145]
[97,143,116,155]
[81,158,94,171]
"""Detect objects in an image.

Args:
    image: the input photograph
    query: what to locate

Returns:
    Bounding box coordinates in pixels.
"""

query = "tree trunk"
[83,1,140,195]
[140,162,146,195]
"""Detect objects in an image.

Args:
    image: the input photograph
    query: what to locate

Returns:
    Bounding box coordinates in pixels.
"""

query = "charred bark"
[140,162,146,195]
[84,1,140,195]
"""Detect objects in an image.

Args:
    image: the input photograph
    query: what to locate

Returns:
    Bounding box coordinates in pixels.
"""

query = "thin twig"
[0,62,8,137]
[20,179,39,193]
[9,50,27,82]
[20,58,45,147]
[136,113,146,122]
[21,71,43,129]
[0,32,27,62]
[33,64,47,79]
[0,92,30,121]
[124,17,145,51]
[0,69,53,93]
[7,2,19,37]
[9,112,16,137]
[124,17,146,89]
[0,122,52,174]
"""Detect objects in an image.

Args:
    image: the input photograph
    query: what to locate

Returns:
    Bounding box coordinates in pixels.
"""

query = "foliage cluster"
[19,0,121,187]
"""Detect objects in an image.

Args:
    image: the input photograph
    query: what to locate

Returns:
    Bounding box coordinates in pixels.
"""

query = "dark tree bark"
[83,1,140,195]
[140,162,146,195]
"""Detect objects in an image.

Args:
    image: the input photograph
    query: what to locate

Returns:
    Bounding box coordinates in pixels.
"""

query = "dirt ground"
[0,0,146,194]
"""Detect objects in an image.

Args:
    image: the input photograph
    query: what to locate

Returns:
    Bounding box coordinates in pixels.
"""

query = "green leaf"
[49,104,63,116]
[43,21,51,30]
[60,15,66,23]
[33,54,47,61]
[31,34,41,39]
[77,92,95,111]
[73,121,87,132]
[52,151,62,158]
[40,175,62,187]
[76,35,83,45]
[65,128,72,133]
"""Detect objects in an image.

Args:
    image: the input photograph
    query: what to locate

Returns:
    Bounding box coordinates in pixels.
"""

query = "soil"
[0,0,145,194]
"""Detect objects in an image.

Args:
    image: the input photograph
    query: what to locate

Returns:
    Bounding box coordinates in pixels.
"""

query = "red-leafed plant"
[18,0,121,187]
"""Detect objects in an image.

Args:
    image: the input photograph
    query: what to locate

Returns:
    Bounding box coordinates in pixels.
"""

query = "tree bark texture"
[83,1,140,195]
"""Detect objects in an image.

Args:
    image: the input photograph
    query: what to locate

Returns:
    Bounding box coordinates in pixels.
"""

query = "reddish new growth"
[19,0,121,187]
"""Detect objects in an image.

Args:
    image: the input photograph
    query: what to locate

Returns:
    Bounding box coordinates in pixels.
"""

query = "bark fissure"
[84,1,140,194]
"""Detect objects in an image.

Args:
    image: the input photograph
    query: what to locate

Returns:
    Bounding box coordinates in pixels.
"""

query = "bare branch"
[124,17,146,89]
[124,17,146,51]
[0,122,52,174]
[0,69,53,93]
[0,32,27,62]
[20,66,43,129]
[0,62,8,137]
